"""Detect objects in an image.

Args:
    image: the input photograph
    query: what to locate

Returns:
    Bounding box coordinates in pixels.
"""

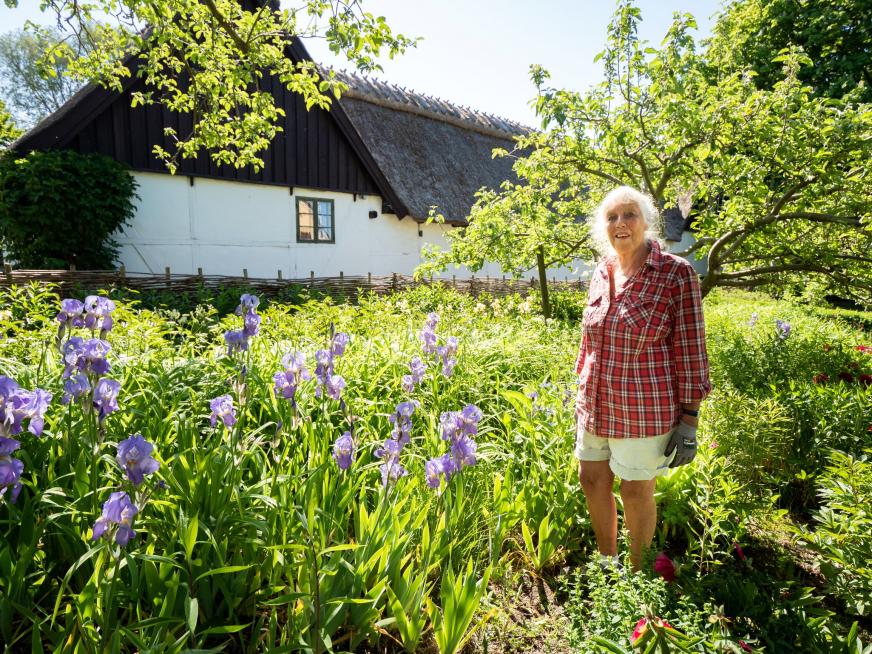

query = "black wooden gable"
[14,41,406,214]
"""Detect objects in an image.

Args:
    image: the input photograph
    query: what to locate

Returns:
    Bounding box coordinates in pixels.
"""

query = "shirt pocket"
[619,295,671,353]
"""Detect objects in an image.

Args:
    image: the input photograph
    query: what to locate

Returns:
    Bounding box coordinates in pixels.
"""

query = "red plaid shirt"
[575,240,711,439]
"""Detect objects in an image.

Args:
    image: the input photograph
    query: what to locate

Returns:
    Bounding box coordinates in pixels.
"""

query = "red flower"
[654,552,676,582]
[734,542,747,561]
[859,374,872,387]
[739,640,753,652]
[631,618,648,643]
[856,345,872,355]
[838,371,855,383]
[812,373,829,384]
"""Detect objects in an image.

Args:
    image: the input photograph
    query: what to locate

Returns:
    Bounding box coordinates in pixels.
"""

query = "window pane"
[298,200,314,241]
[317,202,333,241]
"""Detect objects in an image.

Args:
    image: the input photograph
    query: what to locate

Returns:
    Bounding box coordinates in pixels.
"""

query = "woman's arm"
[672,264,711,416]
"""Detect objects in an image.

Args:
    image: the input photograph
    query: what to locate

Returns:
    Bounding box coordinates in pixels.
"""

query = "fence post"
[197,267,203,280]
[165,266,171,289]
[470,274,476,297]
[391,272,398,293]
[277,269,283,281]
[3,263,11,283]
[243,268,248,281]
[310,271,314,289]
[452,274,456,289]
[70,264,76,272]
[368,272,372,288]
[118,265,126,283]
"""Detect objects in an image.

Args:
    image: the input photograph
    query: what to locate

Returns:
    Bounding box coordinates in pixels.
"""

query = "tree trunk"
[537,246,551,319]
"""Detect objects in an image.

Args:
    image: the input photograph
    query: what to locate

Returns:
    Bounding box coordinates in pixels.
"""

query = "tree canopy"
[0,99,20,147]
[419,2,872,307]
[0,27,87,127]
[3,0,415,171]
[705,0,872,103]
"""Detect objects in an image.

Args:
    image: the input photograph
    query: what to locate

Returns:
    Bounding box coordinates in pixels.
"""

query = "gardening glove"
[664,420,697,468]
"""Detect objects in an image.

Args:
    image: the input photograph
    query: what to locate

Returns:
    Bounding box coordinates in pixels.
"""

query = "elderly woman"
[575,186,711,572]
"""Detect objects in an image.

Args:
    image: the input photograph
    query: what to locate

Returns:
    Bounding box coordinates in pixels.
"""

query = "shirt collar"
[599,240,664,278]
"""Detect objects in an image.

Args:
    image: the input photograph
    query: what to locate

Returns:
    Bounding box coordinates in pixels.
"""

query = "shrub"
[0,149,137,269]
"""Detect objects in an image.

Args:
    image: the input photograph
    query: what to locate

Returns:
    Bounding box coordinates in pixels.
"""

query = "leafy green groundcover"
[0,284,870,653]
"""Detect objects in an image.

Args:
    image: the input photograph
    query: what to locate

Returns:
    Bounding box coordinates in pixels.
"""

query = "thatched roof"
[331,70,530,225]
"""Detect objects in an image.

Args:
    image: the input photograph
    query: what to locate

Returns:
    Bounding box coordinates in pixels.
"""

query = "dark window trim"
[296,197,336,244]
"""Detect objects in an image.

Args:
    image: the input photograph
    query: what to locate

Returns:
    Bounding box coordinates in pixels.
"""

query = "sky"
[0,0,726,126]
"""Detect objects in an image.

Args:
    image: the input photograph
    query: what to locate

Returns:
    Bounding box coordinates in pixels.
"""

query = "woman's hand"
[665,421,698,467]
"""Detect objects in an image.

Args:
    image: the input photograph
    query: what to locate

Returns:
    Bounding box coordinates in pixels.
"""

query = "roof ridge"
[322,67,532,139]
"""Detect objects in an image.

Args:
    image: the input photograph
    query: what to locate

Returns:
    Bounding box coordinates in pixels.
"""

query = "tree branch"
[201,0,249,53]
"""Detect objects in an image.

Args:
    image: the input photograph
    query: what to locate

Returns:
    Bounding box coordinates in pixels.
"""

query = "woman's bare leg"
[579,460,617,556]
[620,478,657,571]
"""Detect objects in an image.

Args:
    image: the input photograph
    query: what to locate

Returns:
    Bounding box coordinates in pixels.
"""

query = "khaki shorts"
[574,427,677,481]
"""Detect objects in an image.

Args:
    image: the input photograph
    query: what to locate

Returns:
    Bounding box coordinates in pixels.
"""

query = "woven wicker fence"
[0,265,586,302]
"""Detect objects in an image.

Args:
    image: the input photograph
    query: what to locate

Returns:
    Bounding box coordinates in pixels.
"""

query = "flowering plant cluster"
[314,332,349,401]
[409,312,458,393]
[372,400,420,486]
[92,435,161,547]
[775,318,791,339]
[224,293,261,355]
[56,295,121,422]
[273,351,312,405]
[425,404,481,489]
[1,376,52,504]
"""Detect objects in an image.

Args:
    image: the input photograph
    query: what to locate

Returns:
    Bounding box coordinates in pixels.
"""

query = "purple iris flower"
[224,329,249,356]
[18,389,52,436]
[775,319,791,339]
[1,379,52,437]
[402,375,415,393]
[281,351,312,380]
[0,437,24,503]
[419,327,437,355]
[333,431,355,470]
[375,437,408,487]
[83,296,115,333]
[409,357,427,383]
[62,373,91,406]
[83,338,112,376]
[459,404,483,435]
[235,294,260,315]
[425,457,444,489]
[324,374,346,401]
[57,298,85,328]
[242,311,261,337]
[380,460,408,486]
[440,411,461,441]
[748,312,758,327]
[209,395,236,428]
[451,435,478,467]
[441,357,457,378]
[93,379,121,421]
[273,371,297,400]
[426,312,439,330]
[116,435,160,486]
[439,453,456,482]
[92,491,138,546]
[331,332,350,357]
[61,337,86,377]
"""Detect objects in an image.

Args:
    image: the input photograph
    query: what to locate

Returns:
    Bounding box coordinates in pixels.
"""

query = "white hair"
[590,186,663,256]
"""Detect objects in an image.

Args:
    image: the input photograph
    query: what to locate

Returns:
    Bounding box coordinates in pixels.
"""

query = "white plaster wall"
[665,232,707,275]
[116,172,594,282]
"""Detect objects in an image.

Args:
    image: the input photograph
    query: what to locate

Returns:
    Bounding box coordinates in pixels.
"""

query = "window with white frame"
[296,197,335,243]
